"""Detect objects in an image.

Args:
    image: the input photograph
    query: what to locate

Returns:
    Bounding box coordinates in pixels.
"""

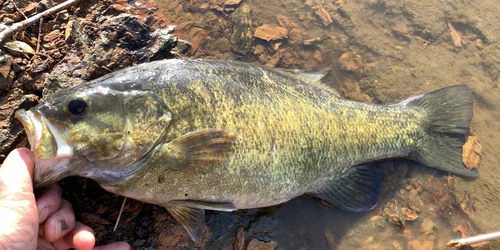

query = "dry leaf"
[462,133,482,170]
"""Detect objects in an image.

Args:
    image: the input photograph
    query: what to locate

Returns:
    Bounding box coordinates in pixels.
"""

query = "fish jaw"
[15,109,81,188]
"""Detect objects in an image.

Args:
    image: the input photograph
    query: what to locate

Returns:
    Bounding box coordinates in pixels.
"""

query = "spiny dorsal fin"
[309,166,382,212]
[165,129,236,173]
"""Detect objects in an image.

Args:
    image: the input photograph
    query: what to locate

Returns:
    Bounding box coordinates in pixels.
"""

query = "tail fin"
[405,85,478,177]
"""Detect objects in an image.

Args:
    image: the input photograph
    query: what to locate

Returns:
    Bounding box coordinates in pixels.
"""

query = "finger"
[36,183,63,224]
[0,148,38,249]
[94,242,131,250]
[0,148,36,195]
[42,199,76,242]
[52,222,95,250]
[36,236,56,250]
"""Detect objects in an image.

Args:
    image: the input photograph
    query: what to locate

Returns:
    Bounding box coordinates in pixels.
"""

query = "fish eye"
[67,99,88,116]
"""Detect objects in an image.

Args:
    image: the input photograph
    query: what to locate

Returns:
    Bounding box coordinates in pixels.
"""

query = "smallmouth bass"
[15,59,477,241]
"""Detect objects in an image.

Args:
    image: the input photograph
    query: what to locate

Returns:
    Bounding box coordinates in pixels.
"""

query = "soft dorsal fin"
[165,200,237,242]
[309,165,382,212]
[280,67,330,83]
[281,68,341,98]
[164,129,236,173]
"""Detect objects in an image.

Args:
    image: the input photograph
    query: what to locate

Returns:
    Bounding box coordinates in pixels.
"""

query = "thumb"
[0,148,36,195]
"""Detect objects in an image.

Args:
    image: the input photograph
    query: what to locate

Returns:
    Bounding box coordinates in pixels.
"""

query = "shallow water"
[145,0,500,249]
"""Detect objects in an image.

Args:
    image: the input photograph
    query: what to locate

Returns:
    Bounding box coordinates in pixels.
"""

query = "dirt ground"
[1,0,500,249]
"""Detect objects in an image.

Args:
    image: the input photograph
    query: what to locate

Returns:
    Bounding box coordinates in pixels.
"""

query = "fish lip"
[15,109,74,188]
[15,109,40,152]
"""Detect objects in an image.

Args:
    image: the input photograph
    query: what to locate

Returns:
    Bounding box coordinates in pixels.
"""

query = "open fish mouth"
[15,109,74,188]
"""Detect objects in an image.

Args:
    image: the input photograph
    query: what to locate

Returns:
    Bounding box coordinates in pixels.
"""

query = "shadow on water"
[272,196,370,250]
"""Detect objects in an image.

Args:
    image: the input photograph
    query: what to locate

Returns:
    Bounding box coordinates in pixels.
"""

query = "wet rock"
[314,50,322,62]
[338,81,373,103]
[43,14,178,96]
[0,53,13,91]
[392,23,411,40]
[246,239,277,250]
[0,89,38,156]
[339,52,363,71]
[43,30,62,43]
[254,44,266,55]
[288,28,304,45]
[254,24,288,41]
[265,49,283,67]
[36,0,51,13]
[231,4,253,54]
[406,234,435,250]
[458,192,475,220]
[420,217,435,234]
[392,240,403,250]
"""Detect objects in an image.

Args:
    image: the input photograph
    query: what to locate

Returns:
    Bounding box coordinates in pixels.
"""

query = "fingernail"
[54,220,60,239]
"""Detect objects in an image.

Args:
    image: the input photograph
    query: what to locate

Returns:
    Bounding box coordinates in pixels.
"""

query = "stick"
[9,0,28,20]
[113,197,127,232]
[0,0,82,44]
[35,18,42,55]
[447,231,500,247]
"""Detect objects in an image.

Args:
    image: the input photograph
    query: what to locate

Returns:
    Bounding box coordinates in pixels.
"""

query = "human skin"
[0,148,130,250]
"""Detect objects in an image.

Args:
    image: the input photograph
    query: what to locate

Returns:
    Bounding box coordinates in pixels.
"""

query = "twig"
[0,0,82,44]
[447,231,500,247]
[35,18,42,55]
[113,197,127,232]
[9,0,28,20]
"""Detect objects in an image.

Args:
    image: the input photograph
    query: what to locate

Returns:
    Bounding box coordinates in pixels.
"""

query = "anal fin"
[309,166,382,212]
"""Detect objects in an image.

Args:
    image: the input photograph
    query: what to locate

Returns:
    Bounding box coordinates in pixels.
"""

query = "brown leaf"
[447,22,462,47]
[233,227,245,250]
[462,133,482,170]
[254,24,288,41]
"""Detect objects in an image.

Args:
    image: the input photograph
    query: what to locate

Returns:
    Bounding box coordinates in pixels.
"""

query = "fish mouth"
[15,109,74,188]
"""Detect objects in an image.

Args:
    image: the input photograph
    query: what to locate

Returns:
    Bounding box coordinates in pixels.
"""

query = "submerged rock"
[231,4,253,54]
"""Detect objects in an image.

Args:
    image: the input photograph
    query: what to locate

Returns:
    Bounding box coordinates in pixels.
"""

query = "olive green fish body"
[103,60,422,209]
[16,59,477,242]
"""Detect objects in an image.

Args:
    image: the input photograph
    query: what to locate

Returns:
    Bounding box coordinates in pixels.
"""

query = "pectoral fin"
[309,165,382,212]
[165,200,237,242]
[164,129,236,173]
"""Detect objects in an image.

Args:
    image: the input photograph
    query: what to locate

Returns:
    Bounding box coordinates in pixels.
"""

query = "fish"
[15,59,478,241]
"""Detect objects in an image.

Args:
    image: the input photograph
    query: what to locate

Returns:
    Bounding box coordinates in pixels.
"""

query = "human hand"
[0,148,130,250]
